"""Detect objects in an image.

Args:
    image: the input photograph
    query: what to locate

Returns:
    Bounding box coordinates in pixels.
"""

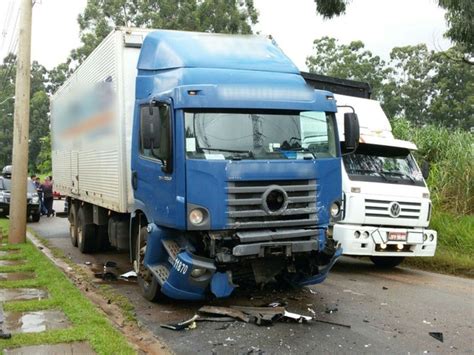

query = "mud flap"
[298,246,342,286]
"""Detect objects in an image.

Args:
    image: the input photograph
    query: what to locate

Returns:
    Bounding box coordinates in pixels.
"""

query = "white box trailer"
[51,28,152,213]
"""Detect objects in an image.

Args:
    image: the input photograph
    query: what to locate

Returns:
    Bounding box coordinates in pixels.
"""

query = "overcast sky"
[0,0,451,70]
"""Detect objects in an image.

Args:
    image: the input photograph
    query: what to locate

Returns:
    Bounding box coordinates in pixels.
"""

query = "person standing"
[35,177,47,216]
[41,177,55,217]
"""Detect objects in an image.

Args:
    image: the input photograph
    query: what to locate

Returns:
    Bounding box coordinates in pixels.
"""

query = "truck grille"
[226,179,317,229]
[365,199,421,219]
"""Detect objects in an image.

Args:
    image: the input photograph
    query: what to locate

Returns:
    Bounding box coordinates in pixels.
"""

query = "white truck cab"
[333,94,437,268]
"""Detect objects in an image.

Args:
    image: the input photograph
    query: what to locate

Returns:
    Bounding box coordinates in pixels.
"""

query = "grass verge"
[0,218,135,354]
[403,211,474,278]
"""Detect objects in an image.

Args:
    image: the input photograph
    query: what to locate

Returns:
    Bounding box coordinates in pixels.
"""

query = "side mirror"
[140,105,161,150]
[421,161,430,180]
[344,112,360,151]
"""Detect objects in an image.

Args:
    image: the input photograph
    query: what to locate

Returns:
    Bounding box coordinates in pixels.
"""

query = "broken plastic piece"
[429,332,444,343]
[119,271,137,279]
[283,310,312,323]
[160,314,199,331]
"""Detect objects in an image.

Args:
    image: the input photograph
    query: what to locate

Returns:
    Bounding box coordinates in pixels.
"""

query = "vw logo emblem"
[261,185,288,215]
[389,202,401,218]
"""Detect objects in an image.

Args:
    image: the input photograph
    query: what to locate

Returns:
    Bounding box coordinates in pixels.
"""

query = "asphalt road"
[29,200,474,354]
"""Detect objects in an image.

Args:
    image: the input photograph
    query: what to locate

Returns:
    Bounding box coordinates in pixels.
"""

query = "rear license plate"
[388,232,407,242]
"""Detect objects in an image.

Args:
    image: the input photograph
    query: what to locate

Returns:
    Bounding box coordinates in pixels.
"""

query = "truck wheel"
[97,225,110,251]
[69,205,78,247]
[370,256,405,269]
[31,213,40,223]
[77,208,98,253]
[136,226,162,302]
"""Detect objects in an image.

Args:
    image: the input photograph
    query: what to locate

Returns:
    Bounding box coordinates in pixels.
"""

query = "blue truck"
[50,28,359,301]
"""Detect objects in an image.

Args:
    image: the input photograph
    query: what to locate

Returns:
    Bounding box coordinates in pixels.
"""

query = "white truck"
[302,73,437,268]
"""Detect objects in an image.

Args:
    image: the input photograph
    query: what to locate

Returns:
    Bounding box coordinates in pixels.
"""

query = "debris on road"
[325,306,338,314]
[382,286,388,290]
[161,303,351,331]
[118,271,137,281]
[160,314,199,331]
[429,332,444,343]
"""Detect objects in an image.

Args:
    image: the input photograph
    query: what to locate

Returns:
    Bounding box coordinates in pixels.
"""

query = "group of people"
[30,175,55,217]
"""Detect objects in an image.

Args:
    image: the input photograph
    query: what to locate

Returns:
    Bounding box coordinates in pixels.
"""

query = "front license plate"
[388,232,407,242]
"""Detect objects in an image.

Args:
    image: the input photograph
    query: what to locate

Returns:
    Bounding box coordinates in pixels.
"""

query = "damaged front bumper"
[145,224,342,300]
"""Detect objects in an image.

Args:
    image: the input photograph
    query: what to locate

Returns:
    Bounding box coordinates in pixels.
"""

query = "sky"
[0,0,451,71]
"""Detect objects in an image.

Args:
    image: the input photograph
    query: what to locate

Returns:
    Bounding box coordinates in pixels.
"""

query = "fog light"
[397,243,404,250]
[429,234,434,241]
[351,187,361,193]
[354,231,361,239]
[189,209,204,225]
[330,202,341,217]
[380,243,387,250]
[363,231,370,239]
[190,268,206,278]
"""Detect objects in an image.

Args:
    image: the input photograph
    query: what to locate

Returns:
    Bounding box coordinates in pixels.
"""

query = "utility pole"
[9,0,33,244]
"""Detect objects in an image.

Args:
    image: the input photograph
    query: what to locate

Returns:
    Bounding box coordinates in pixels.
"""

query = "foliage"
[438,0,473,60]
[312,0,473,63]
[0,56,50,173]
[36,134,52,174]
[71,0,259,63]
[391,118,473,215]
[307,38,473,129]
[306,37,389,98]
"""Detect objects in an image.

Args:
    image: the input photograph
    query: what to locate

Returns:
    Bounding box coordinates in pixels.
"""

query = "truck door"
[132,102,178,227]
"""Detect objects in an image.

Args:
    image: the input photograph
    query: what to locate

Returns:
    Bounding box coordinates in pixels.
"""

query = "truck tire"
[97,225,110,251]
[69,205,78,247]
[77,208,98,253]
[370,256,405,269]
[136,226,163,302]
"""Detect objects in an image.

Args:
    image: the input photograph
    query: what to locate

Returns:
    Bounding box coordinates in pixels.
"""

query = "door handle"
[132,170,138,190]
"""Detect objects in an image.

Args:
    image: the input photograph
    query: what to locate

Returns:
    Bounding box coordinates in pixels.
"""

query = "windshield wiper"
[200,147,255,160]
[381,170,416,184]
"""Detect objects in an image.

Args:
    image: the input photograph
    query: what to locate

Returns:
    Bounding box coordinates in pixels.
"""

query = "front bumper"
[334,224,437,257]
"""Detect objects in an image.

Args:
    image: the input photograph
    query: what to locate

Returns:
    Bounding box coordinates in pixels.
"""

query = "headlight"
[189,208,204,225]
[32,196,39,204]
[0,193,4,203]
[330,202,341,217]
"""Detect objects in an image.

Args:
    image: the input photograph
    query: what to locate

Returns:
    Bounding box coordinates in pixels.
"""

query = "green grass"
[404,211,474,278]
[0,218,135,354]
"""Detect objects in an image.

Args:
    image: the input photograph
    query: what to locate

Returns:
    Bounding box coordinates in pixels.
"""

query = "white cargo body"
[51,29,152,213]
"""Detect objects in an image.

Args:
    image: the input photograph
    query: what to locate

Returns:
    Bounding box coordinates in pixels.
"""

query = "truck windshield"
[343,144,425,186]
[184,110,337,160]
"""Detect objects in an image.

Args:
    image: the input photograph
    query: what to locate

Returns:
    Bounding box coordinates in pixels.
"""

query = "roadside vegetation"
[392,119,474,277]
[0,218,135,354]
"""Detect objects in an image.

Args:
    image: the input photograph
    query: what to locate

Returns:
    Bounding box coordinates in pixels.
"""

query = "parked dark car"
[0,175,41,222]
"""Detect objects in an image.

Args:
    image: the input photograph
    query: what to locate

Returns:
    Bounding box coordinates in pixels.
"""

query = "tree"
[71,0,259,63]
[429,45,474,129]
[306,37,389,99]
[383,44,435,123]
[438,0,473,62]
[0,56,50,172]
[312,0,473,63]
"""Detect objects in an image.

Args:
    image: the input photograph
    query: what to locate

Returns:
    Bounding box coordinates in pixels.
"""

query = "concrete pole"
[9,0,33,244]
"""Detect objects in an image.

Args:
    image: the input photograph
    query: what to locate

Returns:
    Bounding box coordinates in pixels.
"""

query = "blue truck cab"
[130,30,358,301]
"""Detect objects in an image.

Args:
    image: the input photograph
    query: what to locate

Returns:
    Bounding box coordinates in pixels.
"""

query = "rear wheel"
[370,256,405,269]
[77,208,98,253]
[69,205,78,247]
[136,226,162,302]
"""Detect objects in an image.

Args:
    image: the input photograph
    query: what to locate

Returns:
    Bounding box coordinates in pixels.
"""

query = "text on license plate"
[388,232,407,242]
